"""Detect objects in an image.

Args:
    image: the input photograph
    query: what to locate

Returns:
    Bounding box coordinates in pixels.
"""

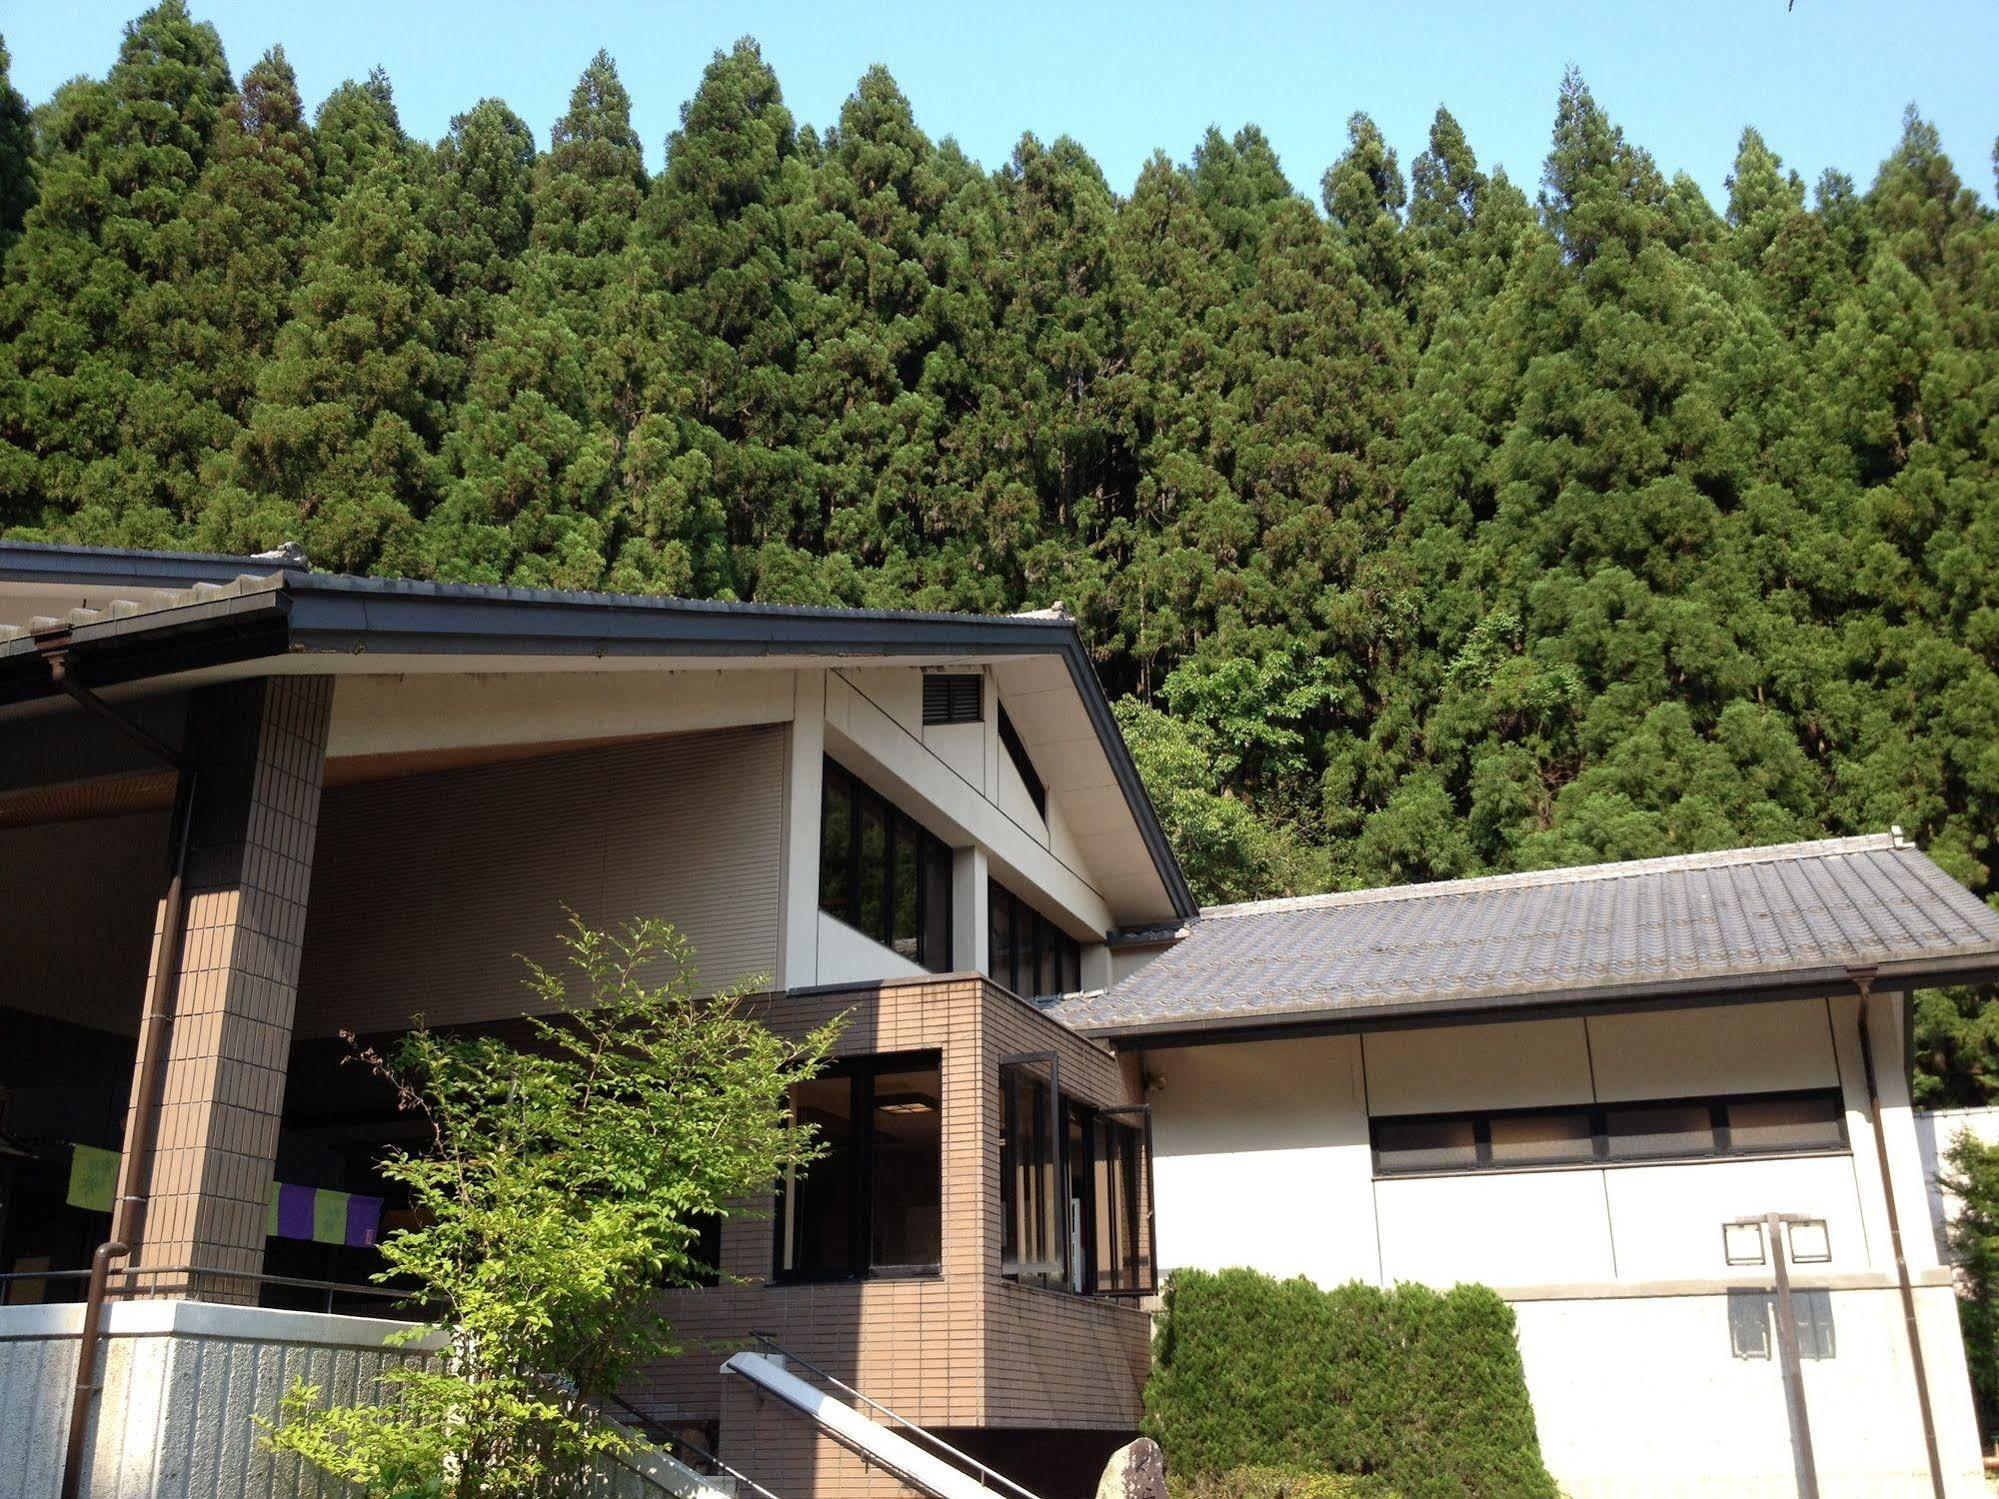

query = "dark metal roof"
[0,541,1196,918]
[1049,834,1999,1042]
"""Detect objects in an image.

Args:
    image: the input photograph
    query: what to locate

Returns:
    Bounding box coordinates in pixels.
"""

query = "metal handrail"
[0,1263,423,1315]
[597,1390,786,1499]
[743,1332,1041,1499]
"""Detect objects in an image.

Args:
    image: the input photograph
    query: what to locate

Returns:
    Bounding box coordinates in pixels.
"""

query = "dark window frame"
[773,1050,943,1285]
[819,760,953,972]
[922,672,984,726]
[987,880,1082,999]
[998,1053,1156,1300]
[996,703,1046,820]
[1370,1088,1849,1178]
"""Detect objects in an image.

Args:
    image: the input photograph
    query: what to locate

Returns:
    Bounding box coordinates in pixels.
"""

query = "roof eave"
[1069,950,1999,1048]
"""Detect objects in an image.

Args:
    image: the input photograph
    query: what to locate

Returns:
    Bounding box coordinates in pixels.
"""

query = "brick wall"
[628,974,1152,1499]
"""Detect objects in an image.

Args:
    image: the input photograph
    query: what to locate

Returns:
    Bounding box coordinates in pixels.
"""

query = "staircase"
[721,1335,1046,1499]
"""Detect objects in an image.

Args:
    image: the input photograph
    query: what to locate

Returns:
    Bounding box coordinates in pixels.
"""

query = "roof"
[1047,833,1999,1041]
[0,540,1196,919]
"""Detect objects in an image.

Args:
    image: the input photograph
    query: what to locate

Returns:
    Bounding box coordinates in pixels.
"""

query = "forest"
[1,5,1996,1098]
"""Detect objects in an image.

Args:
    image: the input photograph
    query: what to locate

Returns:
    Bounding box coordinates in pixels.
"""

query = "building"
[1054,837,1999,1499]
[2,541,1996,1499]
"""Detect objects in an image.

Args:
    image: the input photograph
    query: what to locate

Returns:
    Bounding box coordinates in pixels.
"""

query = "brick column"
[125,675,332,1301]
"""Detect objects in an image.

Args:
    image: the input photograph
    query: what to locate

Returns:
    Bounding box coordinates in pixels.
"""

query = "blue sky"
[9,1,1997,208]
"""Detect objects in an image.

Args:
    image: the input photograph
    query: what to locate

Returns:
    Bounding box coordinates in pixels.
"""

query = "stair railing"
[742,1331,1042,1499]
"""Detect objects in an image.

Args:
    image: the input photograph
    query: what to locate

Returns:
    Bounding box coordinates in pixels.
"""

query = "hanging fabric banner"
[65,1144,119,1213]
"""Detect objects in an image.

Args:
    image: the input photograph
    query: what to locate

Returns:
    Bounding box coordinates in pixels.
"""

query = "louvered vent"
[922,672,983,725]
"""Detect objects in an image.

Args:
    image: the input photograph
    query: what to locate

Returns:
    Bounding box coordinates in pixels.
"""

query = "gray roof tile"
[1050,833,1999,1037]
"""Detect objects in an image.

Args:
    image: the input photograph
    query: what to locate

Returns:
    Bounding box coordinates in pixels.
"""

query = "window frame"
[773,1050,944,1284]
[987,880,1082,999]
[996,703,1047,820]
[818,760,953,973]
[1370,1088,1849,1179]
[998,1052,1156,1300]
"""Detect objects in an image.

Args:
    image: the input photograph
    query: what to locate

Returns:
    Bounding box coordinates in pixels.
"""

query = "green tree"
[0,36,35,257]
[265,916,842,1498]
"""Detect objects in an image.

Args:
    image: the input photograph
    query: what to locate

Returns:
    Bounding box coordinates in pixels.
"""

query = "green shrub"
[1170,1465,1396,1499]
[1143,1268,1557,1499]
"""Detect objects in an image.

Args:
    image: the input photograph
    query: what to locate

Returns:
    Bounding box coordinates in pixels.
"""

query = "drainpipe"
[42,653,195,1499]
[1849,964,1947,1499]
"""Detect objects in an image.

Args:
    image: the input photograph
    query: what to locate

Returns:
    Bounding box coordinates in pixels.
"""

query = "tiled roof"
[1049,833,1999,1037]
[0,571,285,644]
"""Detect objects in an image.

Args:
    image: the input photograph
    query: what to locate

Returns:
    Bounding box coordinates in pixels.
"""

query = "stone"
[1094,1437,1168,1499]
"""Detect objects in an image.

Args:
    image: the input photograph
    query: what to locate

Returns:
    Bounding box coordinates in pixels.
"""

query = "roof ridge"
[1200,832,1907,920]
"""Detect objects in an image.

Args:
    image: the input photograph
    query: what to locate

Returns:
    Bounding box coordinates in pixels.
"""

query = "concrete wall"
[1141,995,1987,1498]
[0,1300,437,1499]
[295,726,787,1035]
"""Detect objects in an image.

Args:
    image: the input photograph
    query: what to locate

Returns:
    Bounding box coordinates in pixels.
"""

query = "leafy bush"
[1143,1268,1556,1499]
[1942,1130,1999,1435]
[1171,1466,1396,1499]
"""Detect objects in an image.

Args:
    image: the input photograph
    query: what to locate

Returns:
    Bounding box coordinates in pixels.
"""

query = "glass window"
[1091,1113,1151,1296]
[1374,1117,1479,1173]
[869,1067,942,1272]
[1604,1103,1717,1159]
[1000,1061,1065,1286]
[988,881,1083,998]
[818,769,853,922]
[891,820,921,961]
[990,887,1016,995]
[779,1055,941,1281]
[857,798,888,943]
[817,760,953,971]
[1489,1111,1595,1166]
[1727,1095,1845,1154]
[780,1076,856,1278]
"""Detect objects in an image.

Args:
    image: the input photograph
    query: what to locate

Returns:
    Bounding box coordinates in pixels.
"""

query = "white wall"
[1149,1035,1379,1285]
[814,911,928,988]
[1514,1283,1984,1499]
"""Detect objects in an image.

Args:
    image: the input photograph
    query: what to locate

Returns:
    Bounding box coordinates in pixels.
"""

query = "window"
[987,881,1081,998]
[1370,1089,1848,1177]
[777,1054,941,1281]
[1729,1288,1836,1360]
[997,704,1046,819]
[922,673,983,726]
[999,1054,1155,1298]
[818,761,953,971]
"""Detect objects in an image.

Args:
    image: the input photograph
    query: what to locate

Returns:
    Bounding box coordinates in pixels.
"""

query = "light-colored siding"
[294,727,783,1036]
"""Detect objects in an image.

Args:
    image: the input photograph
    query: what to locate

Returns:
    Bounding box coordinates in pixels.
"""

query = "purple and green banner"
[267,1181,384,1248]
[61,1145,381,1248]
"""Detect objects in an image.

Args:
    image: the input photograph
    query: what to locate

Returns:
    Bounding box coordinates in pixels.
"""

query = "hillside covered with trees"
[4,5,1998,1096]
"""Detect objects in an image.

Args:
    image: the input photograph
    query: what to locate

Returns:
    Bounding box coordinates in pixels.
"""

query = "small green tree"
[266,916,841,1497]
[1943,1130,1999,1436]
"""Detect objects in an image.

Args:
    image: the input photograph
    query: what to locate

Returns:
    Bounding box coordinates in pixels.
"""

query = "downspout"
[43,652,195,1499]
[1849,964,1947,1499]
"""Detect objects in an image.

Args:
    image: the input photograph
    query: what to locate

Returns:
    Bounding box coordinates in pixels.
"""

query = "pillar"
[125,675,332,1301]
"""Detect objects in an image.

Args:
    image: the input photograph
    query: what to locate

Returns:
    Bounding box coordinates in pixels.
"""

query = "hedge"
[1142,1269,1557,1499]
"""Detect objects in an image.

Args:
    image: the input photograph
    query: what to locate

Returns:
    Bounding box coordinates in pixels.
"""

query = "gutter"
[1850,966,1947,1499]
[42,651,195,1499]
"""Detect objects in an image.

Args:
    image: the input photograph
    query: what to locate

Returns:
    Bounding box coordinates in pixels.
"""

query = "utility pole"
[1728,1213,1825,1499]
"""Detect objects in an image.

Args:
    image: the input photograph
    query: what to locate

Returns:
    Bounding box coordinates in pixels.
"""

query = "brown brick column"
[125,675,332,1301]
